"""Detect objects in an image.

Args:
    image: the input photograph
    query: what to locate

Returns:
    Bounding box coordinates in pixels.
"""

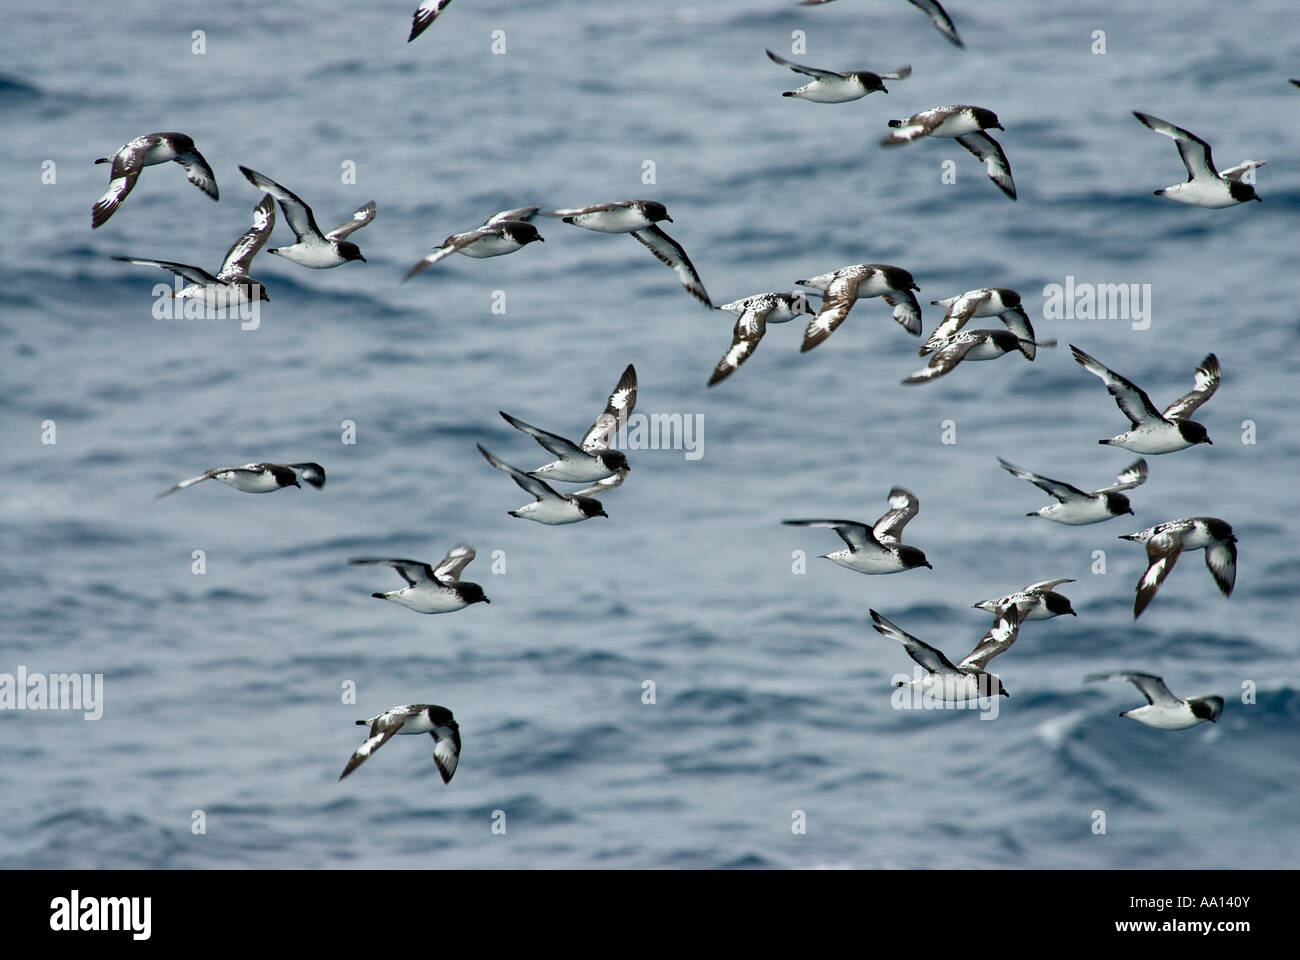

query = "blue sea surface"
[1,0,1298,869]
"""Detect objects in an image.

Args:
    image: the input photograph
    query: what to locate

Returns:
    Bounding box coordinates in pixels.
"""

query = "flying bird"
[499,363,636,482]
[339,704,461,782]
[1132,111,1263,207]
[238,166,372,268]
[1086,673,1223,730]
[764,49,911,102]
[973,579,1077,620]
[783,487,931,575]
[923,288,1036,356]
[901,329,1053,384]
[113,194,276,307]
[1119,517,1237,619]
[1070,345,1218,453]
[349,545,490,614]
[796,263,921,351]
[870,606,1021,702]
[92,132,218,228]
[478,444,609,524]
[404,206,543,280]
[707,293,813,386]
[155,462,325,500]
[881,105,1015,199]
[997,456,1145,524]
[545,200,712,306]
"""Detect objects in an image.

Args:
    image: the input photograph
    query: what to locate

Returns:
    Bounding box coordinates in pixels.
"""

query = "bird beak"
[664,216,674,223]
[925,562,934,569]
[1205,438,1213,445]
[482,598,491,604]
[358,255,367,262]
[537,236,545,242]
[997,124,1005,131]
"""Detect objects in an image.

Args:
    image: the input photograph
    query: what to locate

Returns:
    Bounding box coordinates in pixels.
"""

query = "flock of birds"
[87,0,1262,784]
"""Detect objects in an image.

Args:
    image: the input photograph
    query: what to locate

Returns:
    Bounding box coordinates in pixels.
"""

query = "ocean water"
[1,0,1297,869]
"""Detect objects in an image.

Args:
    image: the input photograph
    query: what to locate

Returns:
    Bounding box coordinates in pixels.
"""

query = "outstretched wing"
[872,487,920,543]
[500,411,586,461]
[348,557,437,587]
[478,444,562,503]
[1132,111,1220,181]
[1161,354,1220,421]
[218,194,276,280]
[630,225,712,307]
[902,335,980,384]
[870,609,959,674]
[1070,345,1165,429]
[429,721,461,783]
[409,0,454,42]
[238,166,324,242]
[581,364,637,451]
[997,457,1090,503]
[958,606,1022,672]
[955,132,1016,200]
[1085,671,1178,706]
[800,273,863,352]
[1204,540,1236,597]
[114,256,220,288]
[1095,459,1148,495]
[92,168,141,228]
[1134,533,1183,619]
[433,544,476,583]
[1023,578,1076,594]
[286,463,326,488]
[764,48,844,80]
[907,0,964,48]
[708,303,772,387]
[339,727,397,780]
[484,206,540,226]
[326,201,377,241]
[782,519,883,555]
[1218,160,1265,183]
[881,289,923,335]
[570,468,627,500]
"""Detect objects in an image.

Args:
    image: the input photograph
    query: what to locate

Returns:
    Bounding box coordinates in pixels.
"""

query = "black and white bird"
[881,105,1015,199]
[408,0,453,41]
[764,49,911,102]
[499,364,636,482]
[901,329,1053,384]
[1133,112,1263,208]
[783,487,931,575]
[799,0,964,48]
[478,445,609,524]
[1070,345,1219,453]
[92,132,219,229]
[796,263,921,351]
[404,207,543,280]
[1086,672,1223,730]
[997,456,1145,524]
[339,704,461,782]
[973,579,1077,620]
[545,200,711,306]
[349,545,489,614]
[708,292,813,386]
[923,288,1036,356]
[155,462,325,500]
[1119,517,1237,619]
[114,194,276,307]
[870,606,1020,702]
[238,166,372,268]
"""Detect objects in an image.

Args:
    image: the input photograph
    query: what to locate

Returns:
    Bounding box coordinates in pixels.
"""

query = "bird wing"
[325,200,377,241]
[348,557,438,587]
[433,544,476,583]
[958,606,1022,672]
[1134,532,1183,619]
[1204,539,1237,597]
[570,468,627,500]
[339,727,397,780]
[238,166,325,241]
[478,444,563,502]
[907,0,964,48]
[176,149,220,201]
[630,225,712,307]
[708,303,772,387]
[92,169,141,228]
[1132,112,1220,181]
[217,194,276,280]
[872,487,920,543]
[764,48,844,80]
[1069,345,1165,429]
[870,609,959,674]
[1086,671,1178,707]
[997,457,1090,503]
[1095,459,1148,494]
[408,0,454,42]
[114,256,221,288]
[1161,354,1220,421]
[285,463,327,488]
[581,364,637,452]
[500,411,586,461]
[901,335,980,384]
[955,132,1017,200]
[782,519,883,555]
[800,272,863,351]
